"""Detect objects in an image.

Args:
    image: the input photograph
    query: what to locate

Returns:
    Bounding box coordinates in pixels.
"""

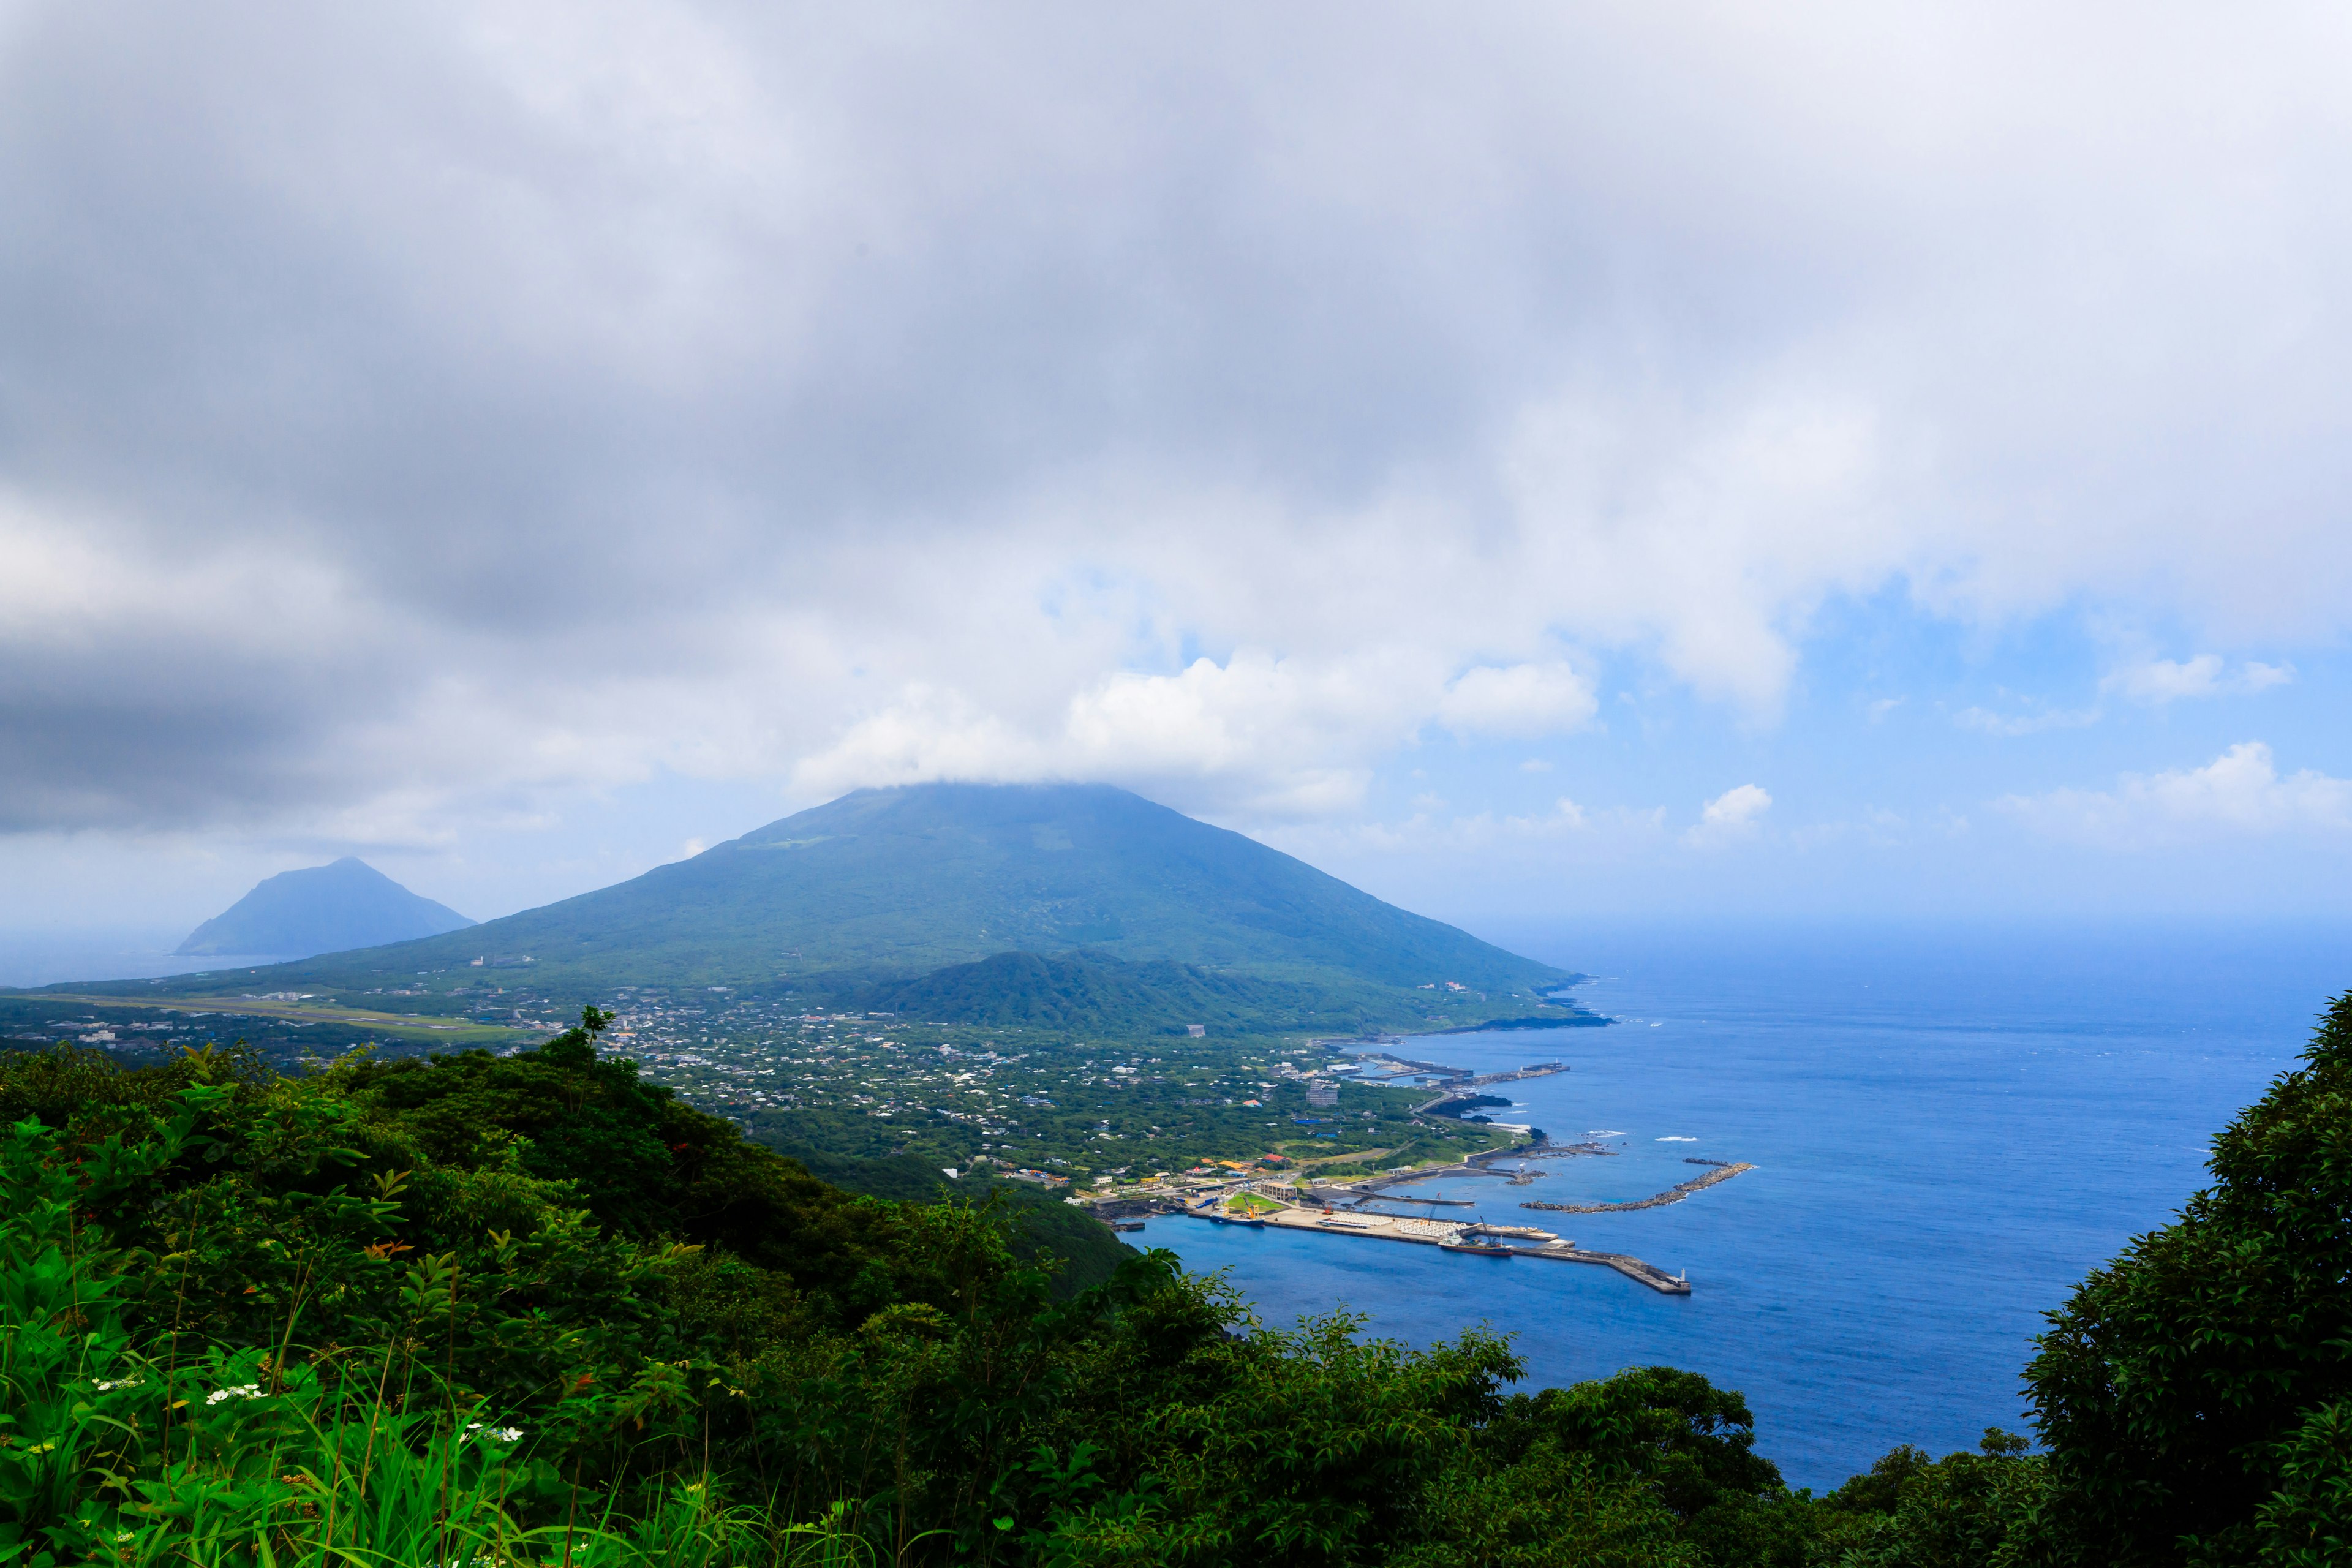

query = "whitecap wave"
[1656,1136,1698,1142]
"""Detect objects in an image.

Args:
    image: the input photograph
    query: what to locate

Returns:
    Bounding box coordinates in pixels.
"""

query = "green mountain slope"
[851,950,1321,1032]
[175,857,475,957]
[129,784,1574,1025]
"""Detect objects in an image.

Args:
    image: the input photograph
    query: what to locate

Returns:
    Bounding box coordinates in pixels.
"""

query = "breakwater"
[1187,1203,1691,1294]
[1537,1246,1693,1292]
[1521,1161,1755,1214]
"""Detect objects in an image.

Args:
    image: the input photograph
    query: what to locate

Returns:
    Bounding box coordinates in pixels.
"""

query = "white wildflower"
[94,1377,142,1392]
[204,1384,262,1404]
[460,1422,524,1444]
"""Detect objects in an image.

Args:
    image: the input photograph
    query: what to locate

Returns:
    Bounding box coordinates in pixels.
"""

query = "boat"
[1202,1212,1267,1227]
[1438,1235,1516,1256]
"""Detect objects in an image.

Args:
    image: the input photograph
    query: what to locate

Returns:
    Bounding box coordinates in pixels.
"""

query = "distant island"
[175,856,474,959]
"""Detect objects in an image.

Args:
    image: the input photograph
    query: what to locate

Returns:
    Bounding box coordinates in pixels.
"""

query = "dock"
[1186,1202,1692,1294]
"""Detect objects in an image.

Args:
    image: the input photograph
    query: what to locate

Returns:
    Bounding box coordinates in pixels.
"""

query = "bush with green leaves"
[2026,991,2352,1566]
[0,1021,1733,1566]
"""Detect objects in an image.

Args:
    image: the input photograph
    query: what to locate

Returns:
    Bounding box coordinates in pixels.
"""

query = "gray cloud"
[6,1,2352,844]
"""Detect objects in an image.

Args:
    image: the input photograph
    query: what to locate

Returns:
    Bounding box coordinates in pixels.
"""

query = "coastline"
[1172,1186,1694,1294]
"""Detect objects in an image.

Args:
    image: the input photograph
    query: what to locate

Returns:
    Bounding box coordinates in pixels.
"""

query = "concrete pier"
[1186,1197,1694,1295]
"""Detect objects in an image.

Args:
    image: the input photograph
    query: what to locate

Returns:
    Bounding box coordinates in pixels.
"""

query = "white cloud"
[1999,742,2352,846]
[1685,784,1773,847]
[1436,662,1597,739]
[790,651,1430,819]
[8,1,2352,864]
[789,652,1598,816]
[2245,662,2297,692]
[2102,655,2296,705]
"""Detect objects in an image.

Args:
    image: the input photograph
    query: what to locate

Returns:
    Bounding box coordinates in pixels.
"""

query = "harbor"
[1177,1188,1695,1294]
[1081,1050,1732,1298]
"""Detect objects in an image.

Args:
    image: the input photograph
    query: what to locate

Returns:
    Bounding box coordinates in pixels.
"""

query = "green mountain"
[137,783,1576,1028]
[175,857,475,958]
[853,950,1329,1032]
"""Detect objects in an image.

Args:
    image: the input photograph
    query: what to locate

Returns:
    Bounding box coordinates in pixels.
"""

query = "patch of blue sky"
[1328,590,2350,921]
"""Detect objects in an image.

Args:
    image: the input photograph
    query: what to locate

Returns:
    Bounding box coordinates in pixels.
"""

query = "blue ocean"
[1134,919,2352,1491]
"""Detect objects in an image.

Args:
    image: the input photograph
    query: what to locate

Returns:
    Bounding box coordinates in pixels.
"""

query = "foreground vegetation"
[7,993,2352,1566]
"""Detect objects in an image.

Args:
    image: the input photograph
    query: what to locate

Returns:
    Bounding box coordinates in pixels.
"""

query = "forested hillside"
[6,993,2351,1566]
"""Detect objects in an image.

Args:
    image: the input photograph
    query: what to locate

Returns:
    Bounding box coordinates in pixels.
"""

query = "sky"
[5,1,2351,953]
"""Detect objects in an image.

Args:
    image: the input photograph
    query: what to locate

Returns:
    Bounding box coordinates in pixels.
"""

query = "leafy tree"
[1815,1431,2045,1567]
[2026,990,2352,1566]
[1470,1366,1817,1567]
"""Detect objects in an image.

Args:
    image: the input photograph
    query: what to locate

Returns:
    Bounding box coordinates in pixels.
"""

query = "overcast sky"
[6,1,2351,946]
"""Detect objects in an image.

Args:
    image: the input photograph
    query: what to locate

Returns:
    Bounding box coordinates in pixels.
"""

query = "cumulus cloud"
[1999,742,2352,846]
[789,651,1439,818]
[2102,655,2296,705]
[1436,663,1598,739]
[1685,784,1773,847]
[6,2,2352,848]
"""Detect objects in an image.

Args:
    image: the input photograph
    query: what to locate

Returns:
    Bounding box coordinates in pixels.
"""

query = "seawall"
[1521,1161,1756,1215]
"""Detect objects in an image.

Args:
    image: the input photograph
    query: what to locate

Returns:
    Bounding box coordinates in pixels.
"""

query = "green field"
[0,990,524,1057]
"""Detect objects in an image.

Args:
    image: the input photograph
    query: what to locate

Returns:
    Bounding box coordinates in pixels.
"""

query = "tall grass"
[0,1109,888,1568]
